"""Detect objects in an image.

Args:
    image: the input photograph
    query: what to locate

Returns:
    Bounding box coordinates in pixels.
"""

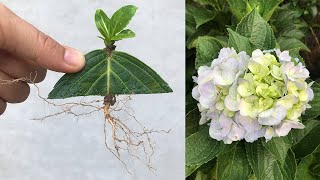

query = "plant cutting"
[186,0,320,179]
[35,5,172,173]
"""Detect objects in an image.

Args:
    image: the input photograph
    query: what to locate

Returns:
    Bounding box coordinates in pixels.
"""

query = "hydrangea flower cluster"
[192,48,314,144]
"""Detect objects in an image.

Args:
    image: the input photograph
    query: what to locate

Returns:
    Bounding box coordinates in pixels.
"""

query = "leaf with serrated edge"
[217,142,251,180]
[227,28,253,54]
[195,36,221,69]
[236,9,276,50]
[262,135,292,165]
[48,50,172,99]
[186,126,226,166]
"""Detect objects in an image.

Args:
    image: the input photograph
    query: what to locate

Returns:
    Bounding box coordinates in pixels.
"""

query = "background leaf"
[195,36,221,69]
[216,142,251,180]
[48,50,172,98]
[186,126,226,166]
[296,145,320,180]
[277,37,310,52]
[236,9,276,50]
[186,104,200,137]
[186,4,215,28]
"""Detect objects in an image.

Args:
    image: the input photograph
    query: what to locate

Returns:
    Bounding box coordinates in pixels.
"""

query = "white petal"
[264,127,277,141]
[245,129,266,143]
[275,120,305,137]
[192,85,200,101]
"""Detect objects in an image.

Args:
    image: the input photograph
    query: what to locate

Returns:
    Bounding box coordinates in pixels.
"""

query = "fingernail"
[64,47,85,68]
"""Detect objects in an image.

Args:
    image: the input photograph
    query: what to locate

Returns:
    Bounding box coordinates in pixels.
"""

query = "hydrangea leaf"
[302,82,320,120]
[278,37,310,52]
[236,9,276,50]
[216,142,251,180]
[186,164,201,177]
[227,28,253,54]
[246,140,296,180]
[227,0,282,22]
[186,126,226,166]
[296,145,320,180]
[48,50,172,99]
[195,36,221,69]
[292,123,320,159]
[186,4,215,28]
[186,104,200,137]
[261,135,293,165]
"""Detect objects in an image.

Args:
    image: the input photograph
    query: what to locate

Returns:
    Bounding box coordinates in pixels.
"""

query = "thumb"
[0,4,85,73]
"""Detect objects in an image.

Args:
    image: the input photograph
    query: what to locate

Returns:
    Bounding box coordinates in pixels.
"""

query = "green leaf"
[236,9,276,50]
[277,37,310,52]
[302,82,320,120]
[292,122,320,159]
[110,5,138,37]
[262,136,292,165]
[186,104,200,137]
[95,9,111,39]
[195,36,221,69]
[110,29,135,41]
[296,145,320,180]
[227,28,253,54]
[186,4,215,28]
[281,29,305,40]
[228,0,282,22]
[186,164,201,177]
[216,142,251,180]
[291,120,320,146]
[48,50,172,98]
[186,126,226,166]
[246,140,296,180]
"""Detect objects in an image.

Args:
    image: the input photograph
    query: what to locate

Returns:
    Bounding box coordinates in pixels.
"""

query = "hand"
[0,3,85,115]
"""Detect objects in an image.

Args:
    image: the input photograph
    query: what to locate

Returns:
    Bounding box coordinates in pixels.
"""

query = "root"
[1,72,170,174]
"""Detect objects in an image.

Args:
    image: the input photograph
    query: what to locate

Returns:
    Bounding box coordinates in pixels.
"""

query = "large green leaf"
[302,82,320,120]
[261,135,292,165]
[186,126,226,166]
[48,50,172,99]
[110,5,137,37]
[292,123,320,159]
[227,0,282,22]
[216,142,251,180]
[236,9,276,50]
[291,120,320,146]
[195,36,221,69]
[227,28,253,54]
[186,164,201,177]
[277,37,310,52]
[296,145,320,180]
[246,140,296,180]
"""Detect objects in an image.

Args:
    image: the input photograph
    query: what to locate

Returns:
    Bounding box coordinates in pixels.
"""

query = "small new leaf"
[111,29,135,41]
[110,5,138,37]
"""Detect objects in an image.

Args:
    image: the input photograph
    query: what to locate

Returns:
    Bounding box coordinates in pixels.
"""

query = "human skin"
[0,3,85,115]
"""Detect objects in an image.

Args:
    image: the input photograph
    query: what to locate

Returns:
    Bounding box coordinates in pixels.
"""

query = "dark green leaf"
[302,82,320,120]
[186,126,226,166]
[95,9,111,39]
[195,36,221,69]
[186,164,201,177]
[186,105,200,137]
[277,37,310,52]
[296,145,320,180]
[110,5,138,37]
[48,50,172,98]
[292,120,320,146]
[262,135,292,165]
[110,29,135,41]
[236,9,276,50]
[227,28,253,54]
[216,142,251,180]
[186,4,215,28]
[292,122,320,159]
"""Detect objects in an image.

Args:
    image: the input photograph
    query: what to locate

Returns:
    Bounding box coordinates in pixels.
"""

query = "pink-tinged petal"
[192,85,200,101]
[275,120,305,137]
[227,123,246,141]
[244,129,266,143]
[235,113,261,132]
